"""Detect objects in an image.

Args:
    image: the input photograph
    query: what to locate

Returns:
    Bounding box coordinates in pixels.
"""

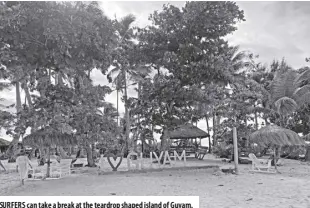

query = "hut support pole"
[274,148,280,174]
[233,127,239,174]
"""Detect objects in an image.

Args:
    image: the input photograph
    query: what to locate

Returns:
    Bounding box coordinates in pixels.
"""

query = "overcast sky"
[1,1,310,144]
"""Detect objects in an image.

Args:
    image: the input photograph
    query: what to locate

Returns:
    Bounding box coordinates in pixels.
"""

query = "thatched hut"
[23,127,77,177]
[249,125,305,171]
[167,123,209,155]
[168,123,210,139]
[248,125,305,148]
[0,138,10,153]
[23,128,77,148]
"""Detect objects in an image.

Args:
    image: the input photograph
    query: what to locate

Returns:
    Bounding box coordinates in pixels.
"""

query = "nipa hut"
[167,123,210,154]
[168,123,210,139]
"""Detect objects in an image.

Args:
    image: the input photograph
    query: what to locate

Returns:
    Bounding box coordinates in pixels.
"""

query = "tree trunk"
[86,144,95,167]
[135,83,141,152]
[206,116,211,153]
[116,90,119,126]
[21,81,37,133]
[274,147,279,173]
[160,129,169,152]
[46,147,51,178]
[23,83,33,107]
[58,72,63,86]
[305,145,310,161]
[233,127,239,174]
[6,82,22,157]
[55,73,58,85]
[254,112,258,130]
[212,113,216,146]
[124,71,130,153]
[48,69,52,84]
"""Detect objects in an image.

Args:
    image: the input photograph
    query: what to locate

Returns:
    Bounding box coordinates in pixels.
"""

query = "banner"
[0,196,199,208]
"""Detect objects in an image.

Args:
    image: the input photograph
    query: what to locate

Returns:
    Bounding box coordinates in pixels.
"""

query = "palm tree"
[269,68,310,124]
[107,14,151,154]
[258,62,310,162]
[107,14,136,154]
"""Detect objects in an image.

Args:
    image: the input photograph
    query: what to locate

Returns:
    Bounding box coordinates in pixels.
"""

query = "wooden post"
[233,127,239,174]
[274,147,280,173]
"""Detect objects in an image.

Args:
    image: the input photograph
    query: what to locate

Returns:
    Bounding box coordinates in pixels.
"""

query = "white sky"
[1,1,310,146]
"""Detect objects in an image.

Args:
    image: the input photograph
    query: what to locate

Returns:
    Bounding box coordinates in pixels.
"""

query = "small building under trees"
[168,123,210,157]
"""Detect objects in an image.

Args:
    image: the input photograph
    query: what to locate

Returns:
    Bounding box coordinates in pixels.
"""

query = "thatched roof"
[0,138,10,147]
[248,125,305,148]
[23,128,77,148]
[168,123,209,139]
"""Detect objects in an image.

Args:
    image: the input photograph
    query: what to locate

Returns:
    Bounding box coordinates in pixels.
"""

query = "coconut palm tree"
[269,68,310,124]
[107,14,152,154]
[250,61,310,162]
[107,14,136,154]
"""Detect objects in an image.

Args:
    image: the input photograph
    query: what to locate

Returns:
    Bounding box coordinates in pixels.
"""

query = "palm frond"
[232,51,247,63]
[119,14,136,36]
[107,67,122,84]
[293,85,310,105]
[294,92,310,108]
[274,96,297,116]
[270,70,298,104]
[295,69,310,87]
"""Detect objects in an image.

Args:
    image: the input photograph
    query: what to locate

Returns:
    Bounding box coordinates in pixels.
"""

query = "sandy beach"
[1,157,310,208]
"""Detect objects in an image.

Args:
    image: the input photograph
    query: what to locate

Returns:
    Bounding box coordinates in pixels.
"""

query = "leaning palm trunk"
[6,82,22,158]
[21,81,38,133]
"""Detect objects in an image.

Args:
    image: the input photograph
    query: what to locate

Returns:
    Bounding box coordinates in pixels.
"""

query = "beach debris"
[246,198,253,201]
[218,184,224,186]
[110,193,116,195]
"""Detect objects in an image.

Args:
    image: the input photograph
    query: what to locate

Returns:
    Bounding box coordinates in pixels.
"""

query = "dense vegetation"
[1,1,310,165]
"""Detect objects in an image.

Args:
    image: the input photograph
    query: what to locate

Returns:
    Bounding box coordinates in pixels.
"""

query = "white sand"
[1,157,310,208]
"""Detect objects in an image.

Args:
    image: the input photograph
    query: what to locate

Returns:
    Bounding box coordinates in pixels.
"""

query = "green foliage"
[137,2,245,86]
[0,2,115,72]
[0,2,118,147]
